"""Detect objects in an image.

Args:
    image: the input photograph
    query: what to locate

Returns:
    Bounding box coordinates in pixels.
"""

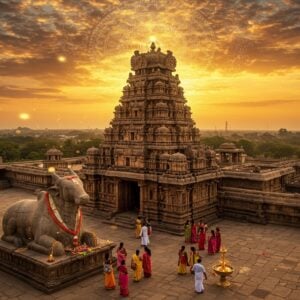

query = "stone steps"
[101,213,137,230]
[0,180,10,190]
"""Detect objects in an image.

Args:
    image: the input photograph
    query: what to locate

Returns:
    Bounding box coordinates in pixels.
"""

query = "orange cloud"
[0,0,299,129]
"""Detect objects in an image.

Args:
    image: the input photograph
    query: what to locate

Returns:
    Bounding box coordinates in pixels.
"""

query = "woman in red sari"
[118,260,129,297]
[216,227,221,252]
[198,219,204,234]
[198,227,206,250]
[117,242,127,268]
[191,220,197,243]
[207,230,217,255]
[142,246,152,278]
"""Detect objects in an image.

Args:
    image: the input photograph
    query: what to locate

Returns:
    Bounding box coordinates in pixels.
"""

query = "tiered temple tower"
[83,43,220,232]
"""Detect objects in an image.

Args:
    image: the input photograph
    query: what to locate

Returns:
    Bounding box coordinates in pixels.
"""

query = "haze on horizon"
[0,0,299,130]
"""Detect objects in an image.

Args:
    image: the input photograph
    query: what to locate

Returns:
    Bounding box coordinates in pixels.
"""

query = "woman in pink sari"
[198,227,206,250]
[118,260,129,297]
[216,227,221,252]
[142,246,152,278]
[117,242,127,268]
[207,230,217,255]
[191,220,197,243]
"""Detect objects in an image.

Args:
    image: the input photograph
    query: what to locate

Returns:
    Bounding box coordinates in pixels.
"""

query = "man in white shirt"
[192,258,208,294]
[140,222,149,247]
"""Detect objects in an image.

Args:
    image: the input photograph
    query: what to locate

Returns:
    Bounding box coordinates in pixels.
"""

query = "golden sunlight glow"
[48,167,56,173]
[149,36,157,42]
[0,0,299,130]
[57,55,66,63]
[19,113,30,120]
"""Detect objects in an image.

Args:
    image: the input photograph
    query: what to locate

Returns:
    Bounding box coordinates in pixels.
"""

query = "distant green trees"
[201,136,227,148]
[200,130,300,159]
[0,136,103,162]
[0,129,299,162]
[236,139,256,157]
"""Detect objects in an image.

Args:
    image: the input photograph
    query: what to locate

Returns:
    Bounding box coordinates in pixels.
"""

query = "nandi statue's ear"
[47,185,59,198]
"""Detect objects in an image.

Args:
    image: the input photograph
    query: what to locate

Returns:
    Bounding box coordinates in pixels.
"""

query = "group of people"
[103,218,221,296]
[184,219,222,255]
[178,245,208,294]
[104,242,152,297]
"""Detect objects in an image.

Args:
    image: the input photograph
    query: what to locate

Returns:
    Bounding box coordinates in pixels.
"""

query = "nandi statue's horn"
[51,172,61,183]
[68,168,78,177]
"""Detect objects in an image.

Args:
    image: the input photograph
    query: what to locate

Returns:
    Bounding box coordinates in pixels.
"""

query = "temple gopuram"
[82,43,220,232]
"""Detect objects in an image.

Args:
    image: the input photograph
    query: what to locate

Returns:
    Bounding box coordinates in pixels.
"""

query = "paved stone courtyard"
[0,188,299,300]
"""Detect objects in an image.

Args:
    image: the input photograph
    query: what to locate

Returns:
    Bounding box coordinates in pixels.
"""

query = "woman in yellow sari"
[131,249,143,282]
[135,217,142,238]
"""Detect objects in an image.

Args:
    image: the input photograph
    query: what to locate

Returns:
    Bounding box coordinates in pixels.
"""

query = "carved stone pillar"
[138,181,146,214]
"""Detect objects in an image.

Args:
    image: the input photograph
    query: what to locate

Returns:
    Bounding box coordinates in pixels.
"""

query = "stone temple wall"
[218,186,300,227]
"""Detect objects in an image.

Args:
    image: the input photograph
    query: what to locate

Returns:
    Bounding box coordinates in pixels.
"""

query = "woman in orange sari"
[104,253,116,290]
[178,245,189,275]
[118,260,129,297]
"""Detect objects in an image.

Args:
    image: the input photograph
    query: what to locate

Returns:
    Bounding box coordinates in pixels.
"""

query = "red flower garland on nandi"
[45,192,82,236]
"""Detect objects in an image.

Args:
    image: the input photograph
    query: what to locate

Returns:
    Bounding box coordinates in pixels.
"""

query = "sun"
[149,36,157,43]
[19,113,30,120]
[57,55,67,63]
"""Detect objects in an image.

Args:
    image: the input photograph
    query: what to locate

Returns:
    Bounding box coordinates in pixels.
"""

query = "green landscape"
[0,127,299,162]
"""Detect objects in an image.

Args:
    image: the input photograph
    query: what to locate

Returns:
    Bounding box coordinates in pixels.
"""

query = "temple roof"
[130,43,177,72]
[46,148,62,156]
[170,152,187,161]
[87,147,100,155]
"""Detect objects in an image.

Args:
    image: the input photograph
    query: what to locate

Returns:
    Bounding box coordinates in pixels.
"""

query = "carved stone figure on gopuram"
[83,42,219,232]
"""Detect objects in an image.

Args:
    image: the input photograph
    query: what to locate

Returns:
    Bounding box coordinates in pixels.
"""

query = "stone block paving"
[0,188,300,299]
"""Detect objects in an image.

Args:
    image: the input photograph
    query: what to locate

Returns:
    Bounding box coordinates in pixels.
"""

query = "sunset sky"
[0,0,299,130]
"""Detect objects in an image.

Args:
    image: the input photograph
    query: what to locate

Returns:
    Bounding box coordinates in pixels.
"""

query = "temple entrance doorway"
[118,180,140,212]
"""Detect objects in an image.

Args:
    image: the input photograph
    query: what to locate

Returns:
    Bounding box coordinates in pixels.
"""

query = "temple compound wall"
[1,152,84,191]
[218,187,300,227]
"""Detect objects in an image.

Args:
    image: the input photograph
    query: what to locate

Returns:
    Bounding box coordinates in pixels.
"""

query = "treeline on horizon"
[0,128,299,162]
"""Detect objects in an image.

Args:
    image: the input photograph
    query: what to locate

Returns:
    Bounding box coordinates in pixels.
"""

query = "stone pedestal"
[0,240,115,294]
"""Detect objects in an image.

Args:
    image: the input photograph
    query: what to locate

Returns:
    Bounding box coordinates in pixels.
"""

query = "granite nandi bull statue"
[1,169,97,256]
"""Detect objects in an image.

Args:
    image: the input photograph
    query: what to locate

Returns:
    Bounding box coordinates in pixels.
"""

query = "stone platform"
[0,239,115,294]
